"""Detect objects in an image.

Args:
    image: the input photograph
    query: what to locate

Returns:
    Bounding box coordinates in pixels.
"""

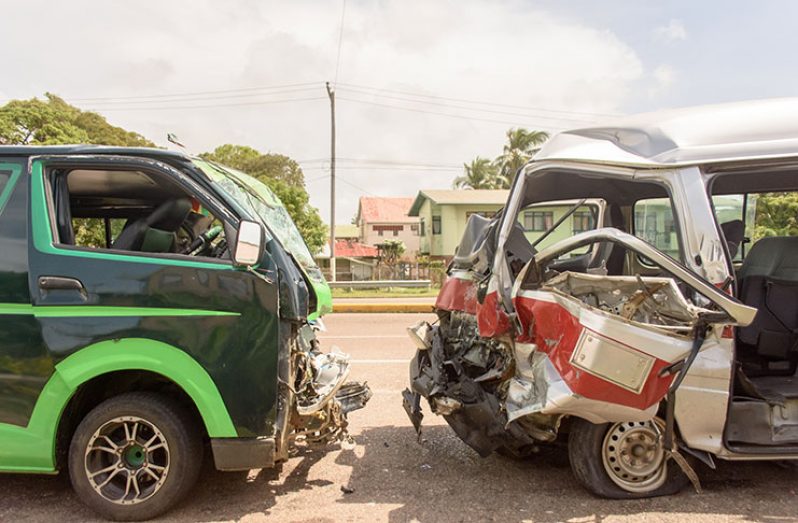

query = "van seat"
[737,237,798,366]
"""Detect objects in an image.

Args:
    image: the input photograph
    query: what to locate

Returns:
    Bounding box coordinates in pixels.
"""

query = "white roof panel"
[534,98,798,167]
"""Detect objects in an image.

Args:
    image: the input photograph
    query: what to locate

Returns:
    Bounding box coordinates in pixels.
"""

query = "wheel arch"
[53,338,237,439]
[4,338,237,473]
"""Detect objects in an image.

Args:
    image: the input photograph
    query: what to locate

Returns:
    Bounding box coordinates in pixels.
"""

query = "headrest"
[146,198,192,232]
[721,219,745,258]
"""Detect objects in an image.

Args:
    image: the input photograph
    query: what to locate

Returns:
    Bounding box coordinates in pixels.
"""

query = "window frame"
[632,196,685,267]
[432,215,442,235]
[32,155,237,270]
[523,210,554,232]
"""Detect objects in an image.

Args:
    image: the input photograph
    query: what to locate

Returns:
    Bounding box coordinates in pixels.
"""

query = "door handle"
[38,276,87,295]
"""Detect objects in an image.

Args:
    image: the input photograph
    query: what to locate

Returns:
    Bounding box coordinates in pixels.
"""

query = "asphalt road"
[3,313,798,522]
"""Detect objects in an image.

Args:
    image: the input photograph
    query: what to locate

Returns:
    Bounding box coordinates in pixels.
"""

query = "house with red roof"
[315,225,380,281]
[355,196,420,259]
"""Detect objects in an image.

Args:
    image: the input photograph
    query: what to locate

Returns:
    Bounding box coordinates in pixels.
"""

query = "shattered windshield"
[192,159,319,274]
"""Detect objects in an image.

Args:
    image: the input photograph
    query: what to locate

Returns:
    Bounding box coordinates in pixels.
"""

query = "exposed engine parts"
[291,324,372,447]
[404,312,547,457]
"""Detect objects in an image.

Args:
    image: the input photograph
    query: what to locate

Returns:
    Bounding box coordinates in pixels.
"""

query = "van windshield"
[192,158,320,275]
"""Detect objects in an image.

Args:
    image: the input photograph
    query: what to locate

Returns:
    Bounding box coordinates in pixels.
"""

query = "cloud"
[0,0,644,223]
[648,64,677,98]
[654,19,688,43]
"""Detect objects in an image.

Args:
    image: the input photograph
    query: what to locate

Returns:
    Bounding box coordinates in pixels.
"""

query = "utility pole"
[326,81,337,282]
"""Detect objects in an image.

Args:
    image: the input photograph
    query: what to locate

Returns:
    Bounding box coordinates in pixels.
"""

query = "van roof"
[0,145,188,161]
[534,98,798,168]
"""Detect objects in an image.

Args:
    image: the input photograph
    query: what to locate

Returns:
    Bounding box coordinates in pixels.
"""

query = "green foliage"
[377,239,406,263]
[0,94,155,243]
[73,218,126,249]
[376,239,406,279]
[0,95,323,254]
[201,144,305,186]
[263,177,327,254]
[754,192,798,239]
[454,157,504,189]
[0,93,153,146]
[201,144,326,253]
[495,128,549,187]
[453,127,549,190]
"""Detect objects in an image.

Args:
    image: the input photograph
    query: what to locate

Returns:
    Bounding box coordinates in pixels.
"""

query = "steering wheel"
[181,225,223,256]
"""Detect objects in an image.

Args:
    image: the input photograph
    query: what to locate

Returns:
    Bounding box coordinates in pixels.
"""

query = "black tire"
[568,417,691,499]
[68,392,203,521]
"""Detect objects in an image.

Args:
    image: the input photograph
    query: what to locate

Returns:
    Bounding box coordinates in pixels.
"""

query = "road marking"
[351,359,409,364]
[318,335,408,339]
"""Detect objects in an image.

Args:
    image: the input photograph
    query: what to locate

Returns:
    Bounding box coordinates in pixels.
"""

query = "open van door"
[508,228,757,423]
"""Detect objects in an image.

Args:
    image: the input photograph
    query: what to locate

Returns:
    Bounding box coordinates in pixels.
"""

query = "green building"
[409,190,600,259]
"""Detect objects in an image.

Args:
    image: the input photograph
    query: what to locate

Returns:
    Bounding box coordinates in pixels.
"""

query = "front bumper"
[211,437,276,471]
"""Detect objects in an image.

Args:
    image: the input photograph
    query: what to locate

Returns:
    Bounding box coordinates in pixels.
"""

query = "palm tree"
[495,128,549,187]
[453,157,504,189]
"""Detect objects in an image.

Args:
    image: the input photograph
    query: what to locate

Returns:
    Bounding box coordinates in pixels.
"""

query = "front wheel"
[568,417,690,499]
[68,392,203,521]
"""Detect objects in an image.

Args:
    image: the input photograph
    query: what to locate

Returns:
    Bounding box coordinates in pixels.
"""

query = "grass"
[331,286,440,298]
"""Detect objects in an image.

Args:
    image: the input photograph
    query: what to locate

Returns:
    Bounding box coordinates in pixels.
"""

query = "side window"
[713,192,798,261]
[0,170,12,198]
[48,167,230,261]
[517,203,599,253]
[633,198,679,260]
[73,218,126,249]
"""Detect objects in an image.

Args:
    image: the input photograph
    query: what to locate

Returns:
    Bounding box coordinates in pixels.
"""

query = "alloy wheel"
[84,416,170,505]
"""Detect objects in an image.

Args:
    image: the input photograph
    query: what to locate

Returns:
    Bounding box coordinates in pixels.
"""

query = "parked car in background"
[405,99,798,498]
[0,146,369,520]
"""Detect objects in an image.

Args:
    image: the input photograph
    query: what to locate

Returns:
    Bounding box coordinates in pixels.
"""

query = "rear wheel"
[68,392,202,521]
[568,417,690,498]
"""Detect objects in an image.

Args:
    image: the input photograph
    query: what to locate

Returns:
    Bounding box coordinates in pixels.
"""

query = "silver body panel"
[491,99,798,460]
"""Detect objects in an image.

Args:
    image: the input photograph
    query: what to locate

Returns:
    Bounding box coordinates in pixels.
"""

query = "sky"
[2,0,798,224]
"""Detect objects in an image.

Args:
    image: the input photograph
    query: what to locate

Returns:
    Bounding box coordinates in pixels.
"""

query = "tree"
[495,128,549,187]
[264,178,327,254]
[201,144,304,187]
[377,239,406,279]
[201,144,326,253]
[0,94,155,247]
[754,192,798,239]
[453,157,504,190]
[0,93,153,146]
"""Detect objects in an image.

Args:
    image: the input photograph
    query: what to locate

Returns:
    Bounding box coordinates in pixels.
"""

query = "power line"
[337,82,620,118]
[305,174,331,184]
[337,86,600,125]
[64,81,324,102]
[78,86,321,106]
[302,165,463,172]
[333,0,347,86]
[87,96,326,112]
[336,96,565,130]
[298,157,462,168]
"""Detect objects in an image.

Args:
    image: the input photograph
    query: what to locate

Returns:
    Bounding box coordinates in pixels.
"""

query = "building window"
[420,219,426,237]
[524,211,553,231]
[572,211,595,234]
[374,224,403,236]
[432,216,442,235]
[411,224,419,235]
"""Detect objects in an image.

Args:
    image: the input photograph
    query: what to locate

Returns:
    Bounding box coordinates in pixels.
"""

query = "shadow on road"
[2,425,798,522]
[331,425,798,523]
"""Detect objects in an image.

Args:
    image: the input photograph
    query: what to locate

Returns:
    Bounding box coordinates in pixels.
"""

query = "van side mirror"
[233,220,263,267]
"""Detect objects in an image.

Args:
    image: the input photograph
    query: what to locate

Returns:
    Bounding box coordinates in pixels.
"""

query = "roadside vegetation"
[331,286,439,298]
